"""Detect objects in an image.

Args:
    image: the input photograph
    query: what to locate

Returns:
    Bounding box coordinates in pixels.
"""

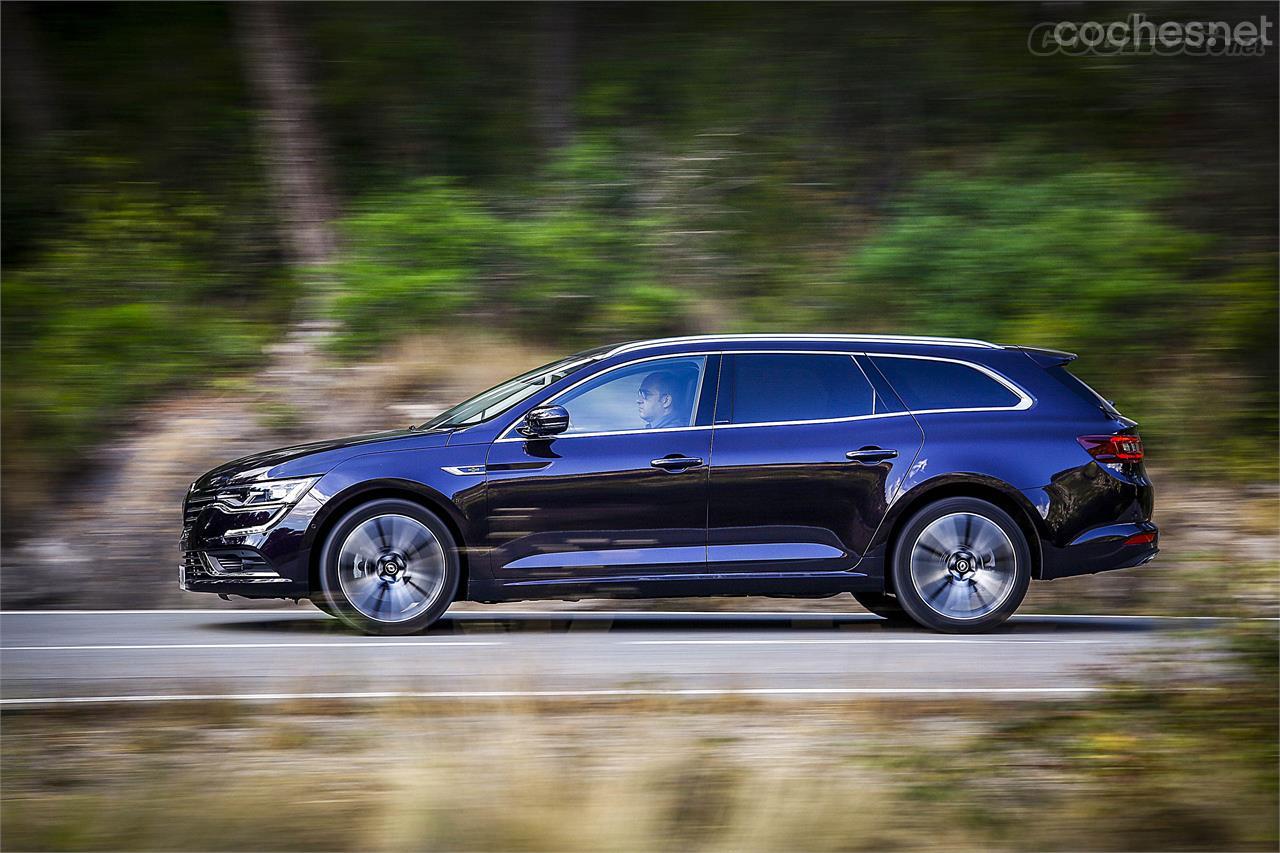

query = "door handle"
[650,455,704,472]
[846,447,898,464]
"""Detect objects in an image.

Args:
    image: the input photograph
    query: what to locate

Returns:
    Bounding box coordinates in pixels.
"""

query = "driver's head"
[637,371,679,426]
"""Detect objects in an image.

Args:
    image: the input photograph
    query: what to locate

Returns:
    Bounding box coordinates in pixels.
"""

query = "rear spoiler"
[1004,346,1078,367]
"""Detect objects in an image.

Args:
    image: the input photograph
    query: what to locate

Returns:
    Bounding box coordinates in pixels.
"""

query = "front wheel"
[319,498,460,636]
[852,592,911,622]
[891,497,1031,633]
[311,597,340,618]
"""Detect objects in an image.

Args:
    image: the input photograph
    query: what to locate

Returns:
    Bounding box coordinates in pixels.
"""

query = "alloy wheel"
[908,511,1017,621]
[336,513,448,623]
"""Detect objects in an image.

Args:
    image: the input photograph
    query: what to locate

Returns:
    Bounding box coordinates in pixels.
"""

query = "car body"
[181,334,1157,633]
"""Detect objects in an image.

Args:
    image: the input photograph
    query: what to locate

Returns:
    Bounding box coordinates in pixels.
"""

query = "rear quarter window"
[870,356,1022,411]
[1043,365,1120,416]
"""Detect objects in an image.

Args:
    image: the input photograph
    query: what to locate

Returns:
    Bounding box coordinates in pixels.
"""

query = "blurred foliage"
[332,140,693,352]
[827,151,1278,476]
[2,2,1277,504]
[1,171,275,476]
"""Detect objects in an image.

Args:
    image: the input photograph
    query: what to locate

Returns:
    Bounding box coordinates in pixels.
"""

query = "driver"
[637,371,686,429]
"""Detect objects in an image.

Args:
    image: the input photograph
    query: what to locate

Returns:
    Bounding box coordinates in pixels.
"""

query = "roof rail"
[606,333,1002,356]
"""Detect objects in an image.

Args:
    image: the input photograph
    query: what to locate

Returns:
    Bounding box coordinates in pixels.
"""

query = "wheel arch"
[878,476,1046,588]
[303,479,471,601]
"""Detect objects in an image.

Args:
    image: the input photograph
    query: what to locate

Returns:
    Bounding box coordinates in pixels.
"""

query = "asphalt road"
[0,608,1224,706]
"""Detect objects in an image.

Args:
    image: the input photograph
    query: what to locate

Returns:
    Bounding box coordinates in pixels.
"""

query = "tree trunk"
[1,2,59,144]
[236,2,339,400]
[533,2,576,155]
[236,1,337,275]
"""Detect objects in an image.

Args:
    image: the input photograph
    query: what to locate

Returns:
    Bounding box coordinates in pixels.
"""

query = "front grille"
[182,550,286,584]
[183,489,217,530]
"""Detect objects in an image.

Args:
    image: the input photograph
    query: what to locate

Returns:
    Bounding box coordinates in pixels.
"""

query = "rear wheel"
[319,498,460,636]
[852,592,911,622]
[891,497,1030,633]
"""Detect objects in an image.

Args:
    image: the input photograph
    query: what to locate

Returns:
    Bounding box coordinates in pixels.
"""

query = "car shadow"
[203,609,1173,637]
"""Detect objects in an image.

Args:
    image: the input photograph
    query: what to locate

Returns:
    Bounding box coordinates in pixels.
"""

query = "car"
[181,334,1157,634]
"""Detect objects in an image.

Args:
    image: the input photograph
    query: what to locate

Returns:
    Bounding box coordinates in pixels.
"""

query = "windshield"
[418,348,612,430]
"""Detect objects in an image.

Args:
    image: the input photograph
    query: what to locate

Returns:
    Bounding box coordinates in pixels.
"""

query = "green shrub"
[836,151,1277,474]
[331,143,699,350]
[1,182,268,486]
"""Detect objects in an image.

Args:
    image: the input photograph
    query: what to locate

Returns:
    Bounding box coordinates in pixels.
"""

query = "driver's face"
[637,382,668,424]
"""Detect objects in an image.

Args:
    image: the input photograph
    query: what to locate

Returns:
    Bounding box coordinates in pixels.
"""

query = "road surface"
[0,609,1216,706]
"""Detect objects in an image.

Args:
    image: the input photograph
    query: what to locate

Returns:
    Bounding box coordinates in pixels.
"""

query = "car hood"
[194,428,452,489]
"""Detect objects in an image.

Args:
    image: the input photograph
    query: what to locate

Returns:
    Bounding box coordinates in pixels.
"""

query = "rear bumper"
[1039,521,1159,580]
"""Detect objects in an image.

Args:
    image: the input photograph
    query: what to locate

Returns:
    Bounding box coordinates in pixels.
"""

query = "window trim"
[866,352,1034,415]
[494,349,1033,442]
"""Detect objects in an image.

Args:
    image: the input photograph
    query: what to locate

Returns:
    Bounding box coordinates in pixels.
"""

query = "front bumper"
[180,490,321,600]
[179,548,306,598]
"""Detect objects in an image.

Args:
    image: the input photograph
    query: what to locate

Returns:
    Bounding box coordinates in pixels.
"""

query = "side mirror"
[519,405,570,438]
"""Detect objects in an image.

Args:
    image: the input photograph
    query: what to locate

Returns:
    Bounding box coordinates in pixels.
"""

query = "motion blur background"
[1,2,1277,850]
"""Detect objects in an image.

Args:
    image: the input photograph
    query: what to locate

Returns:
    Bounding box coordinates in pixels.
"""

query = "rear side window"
[871,356,1022,411]
[724,354,874,424]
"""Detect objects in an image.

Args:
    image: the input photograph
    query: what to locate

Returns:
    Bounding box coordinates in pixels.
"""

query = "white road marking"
[1,610,268,615]
[1,638,1105,652]
[2,641,504,651]
[0,609,1268,620]
[625,638,1108,645]
[0,686,1102,706]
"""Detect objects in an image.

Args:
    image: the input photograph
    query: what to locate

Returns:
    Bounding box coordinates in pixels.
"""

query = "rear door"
[706,352,924,573]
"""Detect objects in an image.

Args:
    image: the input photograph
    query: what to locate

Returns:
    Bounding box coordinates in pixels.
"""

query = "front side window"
[724,354,874,425]
[555,356,708,435]
[870,356,1022,411]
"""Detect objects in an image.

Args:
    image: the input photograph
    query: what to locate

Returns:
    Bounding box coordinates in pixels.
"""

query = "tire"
[852,592,912,622]
[311,597,340,618]
[318,498,460,636]
[890,497,1031,633]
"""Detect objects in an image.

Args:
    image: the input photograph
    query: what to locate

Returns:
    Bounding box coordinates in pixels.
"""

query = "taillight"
[1077,434,1144,462]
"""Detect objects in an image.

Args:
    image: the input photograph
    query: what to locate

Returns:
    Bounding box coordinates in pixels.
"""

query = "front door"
[707,352,924,574]
[484,354,718,591]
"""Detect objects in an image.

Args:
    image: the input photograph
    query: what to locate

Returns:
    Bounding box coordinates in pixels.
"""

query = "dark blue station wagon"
[181,334,1158,634]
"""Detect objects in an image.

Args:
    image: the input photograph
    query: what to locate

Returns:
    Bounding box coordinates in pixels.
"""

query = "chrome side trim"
[495,425,713,443]
[442,465,487,476]
[504,568,868,587]
[493,349,1033,442]
[501,543,848,573]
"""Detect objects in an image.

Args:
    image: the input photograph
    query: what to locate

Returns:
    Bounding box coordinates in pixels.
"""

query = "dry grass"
[4,640,1277,853]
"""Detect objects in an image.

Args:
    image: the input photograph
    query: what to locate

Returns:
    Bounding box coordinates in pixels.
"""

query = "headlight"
[215,477,318,510]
